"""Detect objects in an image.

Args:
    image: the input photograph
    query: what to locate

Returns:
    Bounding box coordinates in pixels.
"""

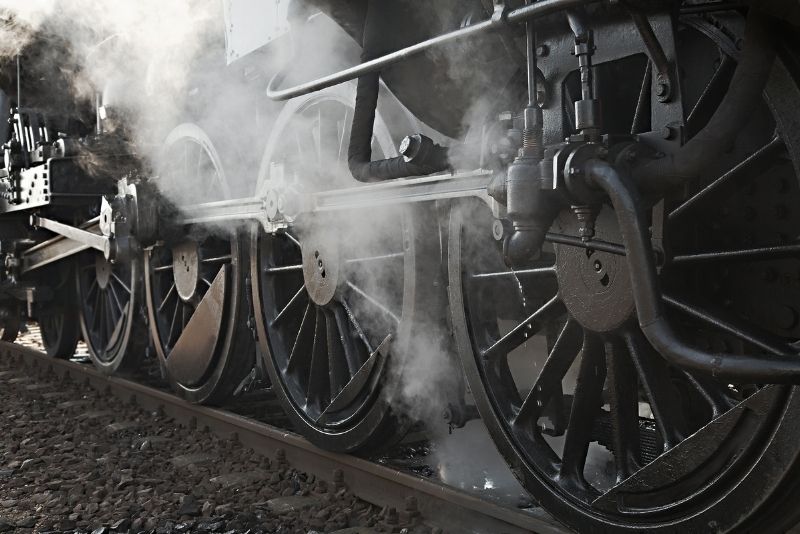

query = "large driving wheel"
[251,88,440,453]
[144,124,255,404]
[76,248,146,374]
[450,16,800,533]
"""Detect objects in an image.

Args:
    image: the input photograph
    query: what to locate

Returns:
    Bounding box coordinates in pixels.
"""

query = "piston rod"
[266,0,601,101]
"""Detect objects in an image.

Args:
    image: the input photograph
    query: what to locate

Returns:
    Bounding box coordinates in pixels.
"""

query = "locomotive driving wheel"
[144,124,254,404]
[450,17,800,534]
[76,248,146,374]
[251,89,436,453]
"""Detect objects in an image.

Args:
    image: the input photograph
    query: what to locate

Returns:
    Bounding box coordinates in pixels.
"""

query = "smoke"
[0,0,511,451]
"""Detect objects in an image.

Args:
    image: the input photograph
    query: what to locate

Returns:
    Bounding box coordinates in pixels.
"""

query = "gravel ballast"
[0,357,434,534]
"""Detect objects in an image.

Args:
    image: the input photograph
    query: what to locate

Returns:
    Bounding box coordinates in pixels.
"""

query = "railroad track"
[0,339,569,534]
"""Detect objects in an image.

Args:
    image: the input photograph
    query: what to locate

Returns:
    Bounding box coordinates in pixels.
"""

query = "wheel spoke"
[86,279,98,300]
[108,283,125,316]
[201,254,232,264]
[340,298,375,355]
[158,284,177,312]
[105,290,119,325]
[515,318,582,425]
[325,308,350,397]
[331,303,365,375]
[287,303,315,373]
[283,232,302,249]
[265,264,303,275]
[670,242,800,264]
[663,293,792,355]
[630,60,652,135]
[344,252,405,264]
[605,338,641,481]
[679,370,734,418]
[167,299,180,347]
[559,332,606,490]
[306,308,330,407]
[111,273,131,294]
[345,281,400,324]
[272,286,308,326]
[337,108,350,162]
[686,54,737,137]
[154,264,173,273]
[482,295,565,362]
[624,329,686,450]
[668,136,785,221]
[472,267,557,280]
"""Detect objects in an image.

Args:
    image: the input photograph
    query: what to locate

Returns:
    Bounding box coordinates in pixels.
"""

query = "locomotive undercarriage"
[2,0,800,531]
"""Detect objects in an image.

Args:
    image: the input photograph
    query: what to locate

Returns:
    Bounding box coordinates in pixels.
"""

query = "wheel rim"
[145,124,252,402]
[449,20,800,531]
[252,92,416,448]
[76,251,139,371]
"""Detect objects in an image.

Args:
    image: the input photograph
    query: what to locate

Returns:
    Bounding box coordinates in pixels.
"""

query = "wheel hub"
[555,208,636,332]
[95,255,112,290]
[173,241,200,302]
[301,238,341,307]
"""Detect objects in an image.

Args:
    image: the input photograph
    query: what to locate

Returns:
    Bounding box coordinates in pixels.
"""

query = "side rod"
[266,0,601,101]
[30,215,111,258]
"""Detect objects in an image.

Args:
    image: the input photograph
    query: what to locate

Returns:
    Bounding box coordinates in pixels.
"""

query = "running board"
[591,386,779,512]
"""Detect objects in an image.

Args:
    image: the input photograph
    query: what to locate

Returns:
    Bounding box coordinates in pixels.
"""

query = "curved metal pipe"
[634,8,776,190]
[266,0,601,101]
[585,159,800,383]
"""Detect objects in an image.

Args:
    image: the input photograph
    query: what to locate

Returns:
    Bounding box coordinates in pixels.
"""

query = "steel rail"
[266,0,602,101]
[0,341,569,534]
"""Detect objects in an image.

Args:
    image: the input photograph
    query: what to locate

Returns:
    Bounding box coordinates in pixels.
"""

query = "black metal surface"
[266,0,601,101]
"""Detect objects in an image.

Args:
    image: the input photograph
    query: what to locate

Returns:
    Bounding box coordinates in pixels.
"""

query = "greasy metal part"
[21,219,100,273]
[266,0,601,101]
[634,9,776,190]
[31,215,111,259]
[592,386,778,511]
[165,265,227,388]
[0,343,567,534]
[313,170,496,212]
[544,232,625,255]
[584,159,800,383]
[623,2,672,102]
[566,8,602,136]
[179,197,274,229]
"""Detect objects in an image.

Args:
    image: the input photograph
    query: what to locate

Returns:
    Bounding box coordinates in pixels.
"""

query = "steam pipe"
[347,1,449,182]
[584,159,800,383]
[266,0,601,102]
[633,8,776,190]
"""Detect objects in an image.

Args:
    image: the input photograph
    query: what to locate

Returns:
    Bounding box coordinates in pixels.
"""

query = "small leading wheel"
[0,304,21,342]
[449,19,800,534]
[38,262,81,358]
[251,88,437,454]
[144,123,254,404]
[76,249,146,374]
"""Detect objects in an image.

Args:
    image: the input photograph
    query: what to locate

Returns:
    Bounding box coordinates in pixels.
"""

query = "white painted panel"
[223,0,291,64]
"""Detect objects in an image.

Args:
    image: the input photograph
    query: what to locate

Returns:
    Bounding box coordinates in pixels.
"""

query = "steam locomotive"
[2,0,800,531]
